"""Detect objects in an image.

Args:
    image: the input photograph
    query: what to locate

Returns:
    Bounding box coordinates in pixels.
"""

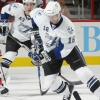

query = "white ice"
[0,65,100,100]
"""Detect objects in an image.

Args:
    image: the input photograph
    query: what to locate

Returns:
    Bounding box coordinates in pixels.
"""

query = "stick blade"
[73,91,82,100]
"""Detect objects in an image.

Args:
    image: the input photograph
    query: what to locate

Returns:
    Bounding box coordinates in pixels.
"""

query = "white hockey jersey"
[30,8,77,59]
[1,3,33,42]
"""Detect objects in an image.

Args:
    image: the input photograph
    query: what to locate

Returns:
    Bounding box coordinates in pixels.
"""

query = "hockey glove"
[28,50,51,65]
[32,52,40,62]
[28,44,39,58]
[0,19,9,36]
[28,51,42,65]
[28,44,42,65]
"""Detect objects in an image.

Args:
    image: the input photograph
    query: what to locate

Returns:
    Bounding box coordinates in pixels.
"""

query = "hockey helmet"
[44,1,61,16]
[22,0,36,3]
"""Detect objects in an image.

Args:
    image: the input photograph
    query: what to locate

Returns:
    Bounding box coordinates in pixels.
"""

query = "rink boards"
[0,21,100,66]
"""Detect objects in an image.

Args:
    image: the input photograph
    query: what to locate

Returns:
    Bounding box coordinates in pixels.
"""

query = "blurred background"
[43,0,100,20]
[1,0,99,20]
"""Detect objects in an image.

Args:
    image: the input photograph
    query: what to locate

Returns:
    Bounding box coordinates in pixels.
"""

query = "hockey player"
[30,1,100,100]
[0,0,36,95]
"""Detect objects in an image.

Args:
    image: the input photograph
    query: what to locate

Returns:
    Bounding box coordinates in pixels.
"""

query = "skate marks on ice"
[0,84,98,100]
[0,66,100,100]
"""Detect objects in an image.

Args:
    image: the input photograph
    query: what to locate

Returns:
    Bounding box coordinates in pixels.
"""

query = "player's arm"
[1,3,23,19]
[29,18,43,64]
[31,18,43,47]
[0,3,23,36]
[29,17,51,65]
[0,5,10,34]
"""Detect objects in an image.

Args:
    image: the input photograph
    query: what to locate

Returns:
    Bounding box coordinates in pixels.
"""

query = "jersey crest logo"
[13,4,19,9]
[45,33,59,47]
[36,10,44,17]
[18,22,33,38]
[67,26,74,34]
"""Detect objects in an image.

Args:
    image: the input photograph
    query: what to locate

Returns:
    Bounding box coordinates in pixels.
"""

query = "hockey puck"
[73,91,82,100]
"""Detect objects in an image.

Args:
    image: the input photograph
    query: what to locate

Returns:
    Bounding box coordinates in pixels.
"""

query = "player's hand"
[28,51,42,65]
[32,52,40,62]
[28,50,51,65]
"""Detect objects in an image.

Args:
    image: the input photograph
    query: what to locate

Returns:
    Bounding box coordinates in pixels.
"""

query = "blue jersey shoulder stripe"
[1,13,9,19]
[53,39,64,59]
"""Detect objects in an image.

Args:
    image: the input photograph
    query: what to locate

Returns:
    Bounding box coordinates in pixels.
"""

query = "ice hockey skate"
[0,84,9,96]
[63,84,74,100]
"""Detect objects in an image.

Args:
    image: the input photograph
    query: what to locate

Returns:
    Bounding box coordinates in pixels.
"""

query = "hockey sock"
[52,81,70,98]
[75,66,100,99]
[87,76,100,98]
[44,74,70,96]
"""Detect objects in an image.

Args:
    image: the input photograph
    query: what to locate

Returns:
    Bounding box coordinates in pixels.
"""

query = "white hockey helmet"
[22,0,36,3]
[44,1,61,16]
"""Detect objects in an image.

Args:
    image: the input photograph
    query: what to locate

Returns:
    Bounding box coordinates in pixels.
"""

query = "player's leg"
[0,50,9,95]
[42,60,74,100]
[65,45,100,99]
[0,35,20,95]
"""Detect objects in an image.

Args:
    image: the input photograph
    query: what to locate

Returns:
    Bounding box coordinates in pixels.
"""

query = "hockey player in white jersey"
[0,0,36,95]
[30,1,100,100]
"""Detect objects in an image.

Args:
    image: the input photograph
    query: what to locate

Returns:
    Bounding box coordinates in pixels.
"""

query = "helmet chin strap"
[56,13,61,24]
[58,13,61,21]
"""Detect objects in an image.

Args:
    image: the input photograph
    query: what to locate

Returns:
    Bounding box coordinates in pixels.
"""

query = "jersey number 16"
[68,36,75,44]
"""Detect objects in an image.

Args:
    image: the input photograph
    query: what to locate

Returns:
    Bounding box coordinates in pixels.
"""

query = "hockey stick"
[37,61,42,94]
[60,75,83,85]
[0,63,10,85]
[7,34,46,95]
[8,34,53,95]
[0,63,6,83]
[59,70,83,85]
[8,34,30,52]
[73,91,82,100]
[8,34,54,95]
[0,48,10,85]
[7,35,83,93]
[0,36,6,45]
[37,61,51,95]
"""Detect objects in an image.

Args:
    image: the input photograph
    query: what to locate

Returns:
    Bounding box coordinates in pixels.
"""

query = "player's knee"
[50,79,62,91]
[51,80,70,95]
[51,80,66,93]
[43,74,58,90]
[1,51,17,68]
[2,51,17,61]
[75,66,94,84]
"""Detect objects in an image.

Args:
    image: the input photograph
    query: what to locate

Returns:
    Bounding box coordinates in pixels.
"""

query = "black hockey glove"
[34,50,51,64]
[28,49,51,65]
